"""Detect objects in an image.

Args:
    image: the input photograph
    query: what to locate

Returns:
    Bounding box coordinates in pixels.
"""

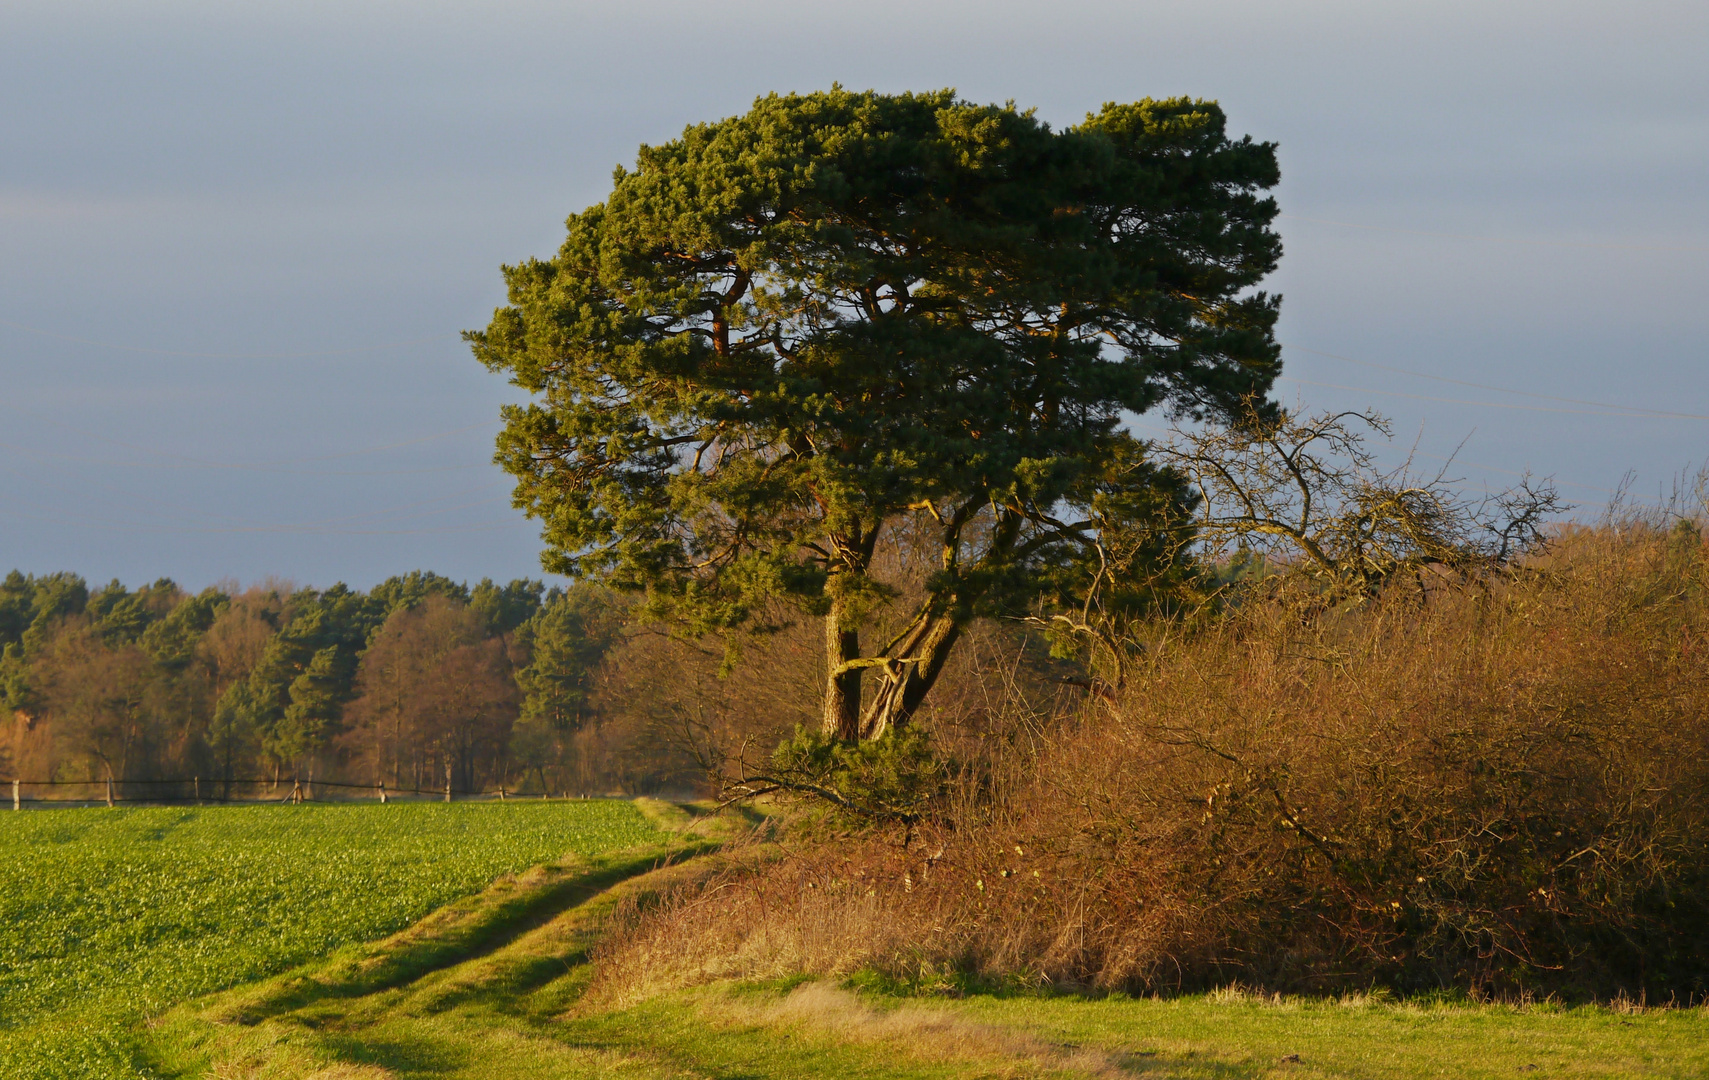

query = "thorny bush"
[597,517,1709,1000]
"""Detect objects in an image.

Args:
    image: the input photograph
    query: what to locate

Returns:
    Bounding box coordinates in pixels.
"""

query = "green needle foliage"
[278,645,343,766]
[469,88,1282,742]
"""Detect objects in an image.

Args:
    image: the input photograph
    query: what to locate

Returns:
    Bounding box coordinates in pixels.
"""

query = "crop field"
[0,799,663,1079]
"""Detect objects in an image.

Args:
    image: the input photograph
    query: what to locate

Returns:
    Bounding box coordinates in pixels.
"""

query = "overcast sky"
[2,0,1704,590]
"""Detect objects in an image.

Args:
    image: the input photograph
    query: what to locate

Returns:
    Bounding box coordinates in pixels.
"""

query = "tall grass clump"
[596,515,1709,1001]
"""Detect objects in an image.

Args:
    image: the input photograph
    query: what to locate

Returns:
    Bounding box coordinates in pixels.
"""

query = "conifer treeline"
[0,570,682,797]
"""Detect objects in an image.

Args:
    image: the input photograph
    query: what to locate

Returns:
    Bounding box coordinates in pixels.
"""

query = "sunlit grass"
[0,800,661,1079]
[135,839,1709,1080]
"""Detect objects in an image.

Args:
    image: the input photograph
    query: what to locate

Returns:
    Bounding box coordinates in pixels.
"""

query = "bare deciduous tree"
[1157,404,1567,595]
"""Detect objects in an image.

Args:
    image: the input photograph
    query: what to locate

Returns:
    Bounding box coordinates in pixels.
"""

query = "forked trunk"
[819,512,1000,742]
[821,596,862,741]
[858,613,963,740]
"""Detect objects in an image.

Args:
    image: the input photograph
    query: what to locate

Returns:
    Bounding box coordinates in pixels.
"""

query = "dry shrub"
[600,519,1709,1000]
[583,611,825,796]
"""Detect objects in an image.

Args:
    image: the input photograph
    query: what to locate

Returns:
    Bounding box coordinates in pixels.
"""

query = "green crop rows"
[0,800,661,1079]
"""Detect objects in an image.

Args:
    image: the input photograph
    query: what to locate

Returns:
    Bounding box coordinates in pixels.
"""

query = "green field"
[137,846,1709,1080]
[0,800,664,1079]
[12,802,1709,1079]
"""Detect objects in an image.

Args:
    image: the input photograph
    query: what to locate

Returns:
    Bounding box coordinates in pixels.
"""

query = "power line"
[8,504,524,536]
[1282,343,1709,420]
[79,422,494,468]
[1276,375,1709,420]
[272,493,512,530]
[1277,213,1709,255]
[0,440,492,476]
[0,393,495,468]
[0,317,455,359]
[4,481,512,533]
[1401,449,1619,497]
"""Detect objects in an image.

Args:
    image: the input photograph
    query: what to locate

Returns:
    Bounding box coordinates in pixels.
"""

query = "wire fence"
[4,776,577,809]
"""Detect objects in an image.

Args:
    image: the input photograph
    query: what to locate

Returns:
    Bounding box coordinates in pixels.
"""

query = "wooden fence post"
[444,779,451,803]
[105,777,114,807]
[498,785,506,802]
[193,776,200,804]
[378,781,387,804]
[12,778,18,811]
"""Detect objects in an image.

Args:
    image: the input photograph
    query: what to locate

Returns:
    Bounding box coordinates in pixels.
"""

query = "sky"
[2,0,1704,590]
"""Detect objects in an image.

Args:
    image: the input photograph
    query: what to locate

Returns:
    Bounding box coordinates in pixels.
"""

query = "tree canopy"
[0,569,647,797]
[469,88,1283,740]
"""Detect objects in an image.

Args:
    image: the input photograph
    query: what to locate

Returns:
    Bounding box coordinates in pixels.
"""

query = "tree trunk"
[820,597,863,741]
[858,613,964,740]
[894,615,964,721]
[854,506,1015,739]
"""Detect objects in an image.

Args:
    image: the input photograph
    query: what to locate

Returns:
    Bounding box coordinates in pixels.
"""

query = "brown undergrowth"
[594,519,1709,1002]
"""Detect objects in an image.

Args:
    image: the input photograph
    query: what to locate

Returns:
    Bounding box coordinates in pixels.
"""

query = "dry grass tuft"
[706,982,1137,1077]
[1206,983,1287,1007]
[586,851,915,1010]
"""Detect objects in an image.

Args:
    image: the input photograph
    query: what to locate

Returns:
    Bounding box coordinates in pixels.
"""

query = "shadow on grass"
[314,1028,474,1076]
[212,842,711,1026]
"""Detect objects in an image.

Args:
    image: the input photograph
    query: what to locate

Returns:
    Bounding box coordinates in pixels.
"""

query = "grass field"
[0,799,666,1079]
[13,800,1708,1079]
[139,841,1709,1080]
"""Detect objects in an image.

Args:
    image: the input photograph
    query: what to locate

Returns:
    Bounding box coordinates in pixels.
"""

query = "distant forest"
[0,570,709,798]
